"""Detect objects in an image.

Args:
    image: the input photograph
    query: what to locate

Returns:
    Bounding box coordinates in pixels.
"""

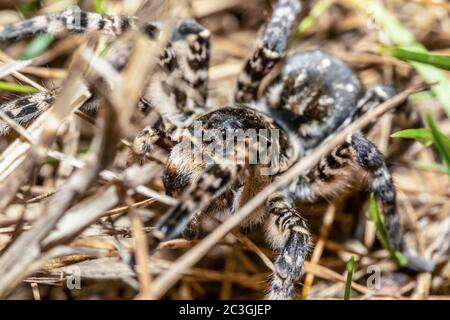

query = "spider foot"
[265,193,312,300]
[402,251,435,273]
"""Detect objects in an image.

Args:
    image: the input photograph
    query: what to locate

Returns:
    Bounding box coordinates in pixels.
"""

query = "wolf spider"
[0,0,433,299]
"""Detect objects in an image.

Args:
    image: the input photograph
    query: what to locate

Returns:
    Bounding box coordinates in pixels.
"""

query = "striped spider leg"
[0,9,211,139]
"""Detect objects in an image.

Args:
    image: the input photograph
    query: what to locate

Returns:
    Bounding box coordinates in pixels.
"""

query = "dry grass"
[0,0,448,300]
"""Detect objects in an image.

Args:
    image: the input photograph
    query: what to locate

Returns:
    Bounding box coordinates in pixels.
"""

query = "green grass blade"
[349,0,450,118]
[78,146,91,155]
[368,194,390,249]
[100,45,110,58]
[344,256,355,300]
[367,193,408,267]
[426,114,450,175]
[391,128,433,146]
[0,81,39,94]
[20,34,54,60]
[18,1,40,17]
[410,160,448,174]
[379,45,450,70]
[94,0,106,14]
[297,0,334,35]
[409,90,434,103]
[46,156,60,166]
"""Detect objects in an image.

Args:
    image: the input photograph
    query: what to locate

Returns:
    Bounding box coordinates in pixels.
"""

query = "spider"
[0,0,433,299]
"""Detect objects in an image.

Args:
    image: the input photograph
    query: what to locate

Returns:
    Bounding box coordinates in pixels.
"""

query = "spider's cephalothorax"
[0,0,433,299]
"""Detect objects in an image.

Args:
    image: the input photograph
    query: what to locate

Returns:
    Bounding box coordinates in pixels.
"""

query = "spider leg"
[353,84,423,161]
[126,126,176,166]
[265,193,312,300]
[351,133,434,272]
[286,133,433,272]
[352,85,397,124]
[0,14,152,135]
[144,19,211,127]
[151,162,243,245]
[170,20,211,107]
[0,91,56,135]
[351,133,404,249]
[0,8,137,40]
[234,0,302,103]
[0,19,211,138]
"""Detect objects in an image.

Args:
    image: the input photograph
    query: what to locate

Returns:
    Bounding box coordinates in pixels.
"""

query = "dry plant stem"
[42,255,97,270]
[157,239,198,251]
[191,0,243,17]
[0,114,51,181]
[74,110,97,126]
[0,153,38,211]
[0,109,35,143]
[0,206,26,254]
[118,33,159,136]
[0,217,23,228]
[0,102,119,299]
[413,273,432,299]
[0,51,47,91]
[41,185,120,248]
[231,231,371,295]
[302,262,371,295]
[150,85,424,299]
[0,30,177,206]
[32,36,85,66]
[127,196,153,299]
[20,66,67,79]
[82,26,175,137]
[397,191,425,253]
[30,283,40,300]
[302,205,336,298]
[0,59,32,79]
[56,119,80,186]
[28,192,58,206]
[102,198,155,218]
[0,38,136,288]
[220,255,236,299]
[48,148,175,206]
[0,52,91,212]
[231,231,274,271]
[41,167,157,256]
[0,109,174,207]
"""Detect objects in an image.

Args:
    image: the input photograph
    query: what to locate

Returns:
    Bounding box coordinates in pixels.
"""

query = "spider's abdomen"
[263,50,363,151]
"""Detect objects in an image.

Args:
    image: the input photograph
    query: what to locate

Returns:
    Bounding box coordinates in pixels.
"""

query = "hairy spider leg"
[142,19,211,130]
[284,133,434,273]
[265,192,312,299]
[0,91,56,135]
[0,13,210,138]
[234,0,302,104]
[0,7,137,40]
[151,162,244,245]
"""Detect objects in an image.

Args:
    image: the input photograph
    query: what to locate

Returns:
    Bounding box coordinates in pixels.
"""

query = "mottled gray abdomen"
[263,50,363,151]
